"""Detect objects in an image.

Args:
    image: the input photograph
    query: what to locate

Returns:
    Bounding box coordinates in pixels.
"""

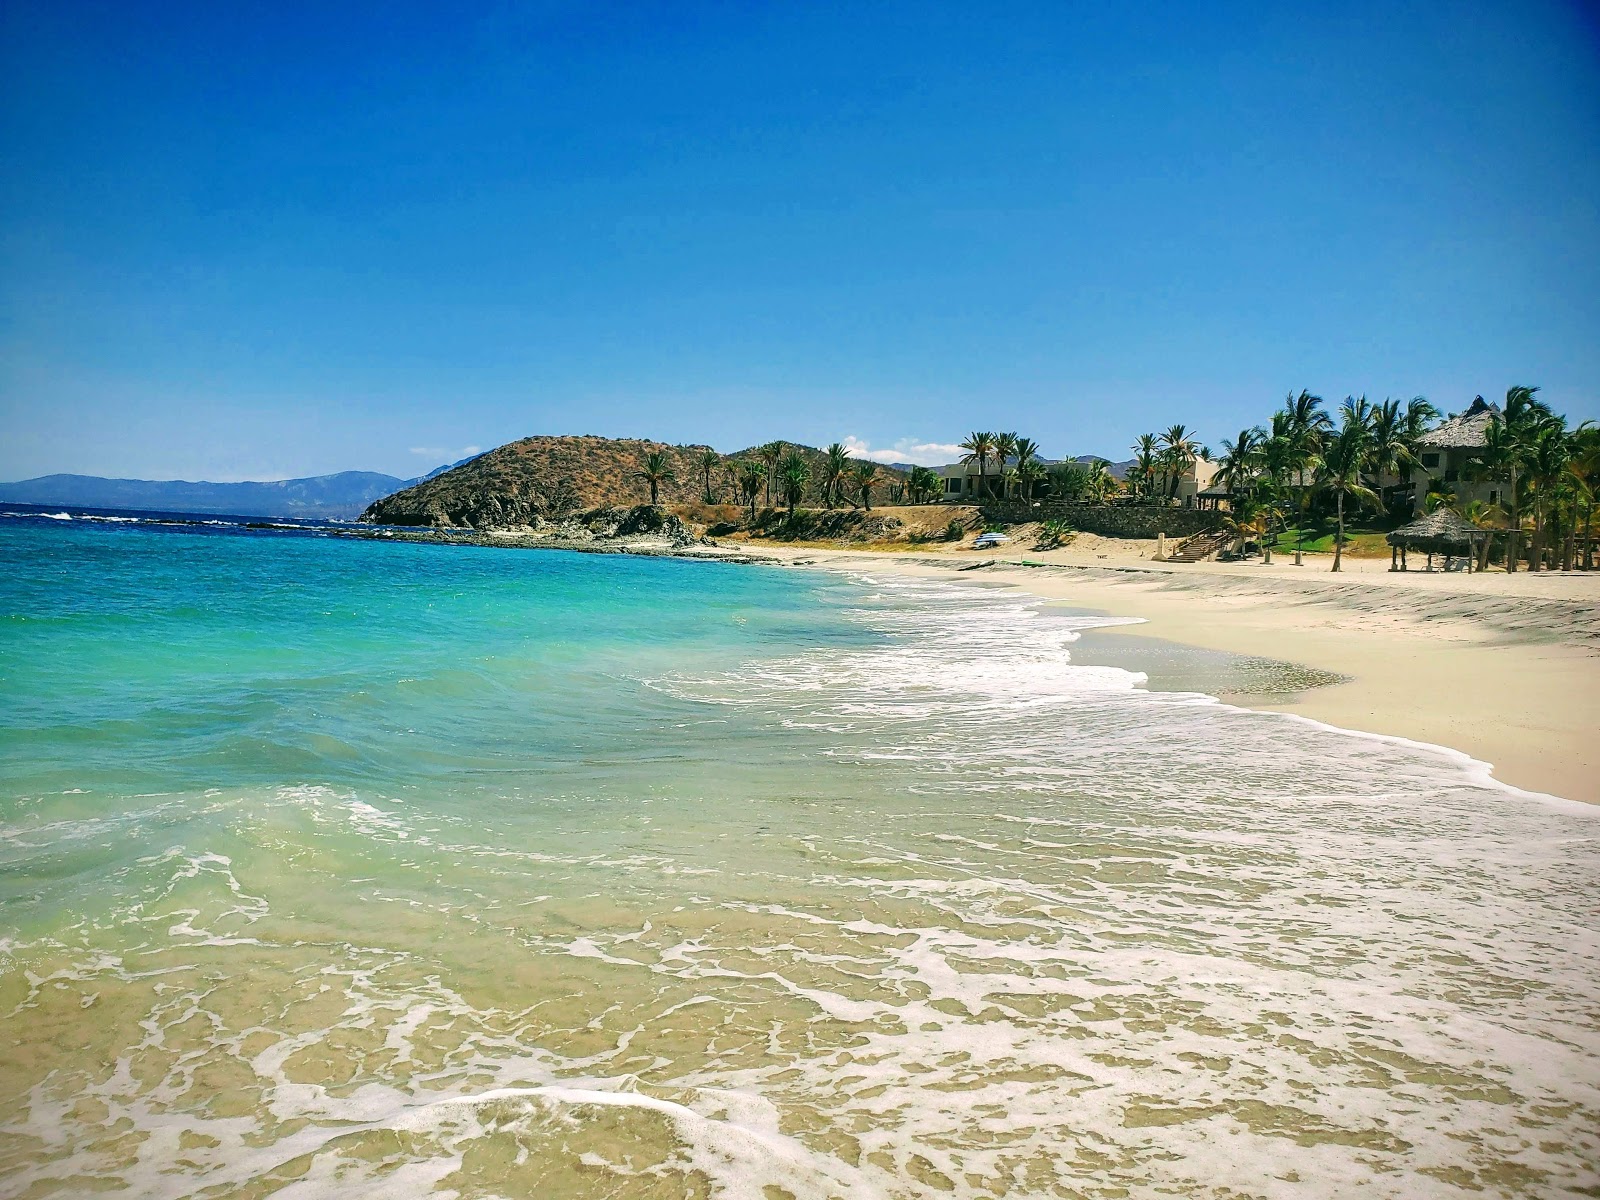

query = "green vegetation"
[633,451,676,506]
[1036,518,1073,549]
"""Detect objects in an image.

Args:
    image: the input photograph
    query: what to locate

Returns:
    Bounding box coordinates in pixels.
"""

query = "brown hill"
[360,435,907,528]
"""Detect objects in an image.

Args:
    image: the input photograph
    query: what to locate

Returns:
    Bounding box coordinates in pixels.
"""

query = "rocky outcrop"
[360,434,910,529]
[361,436,724,528]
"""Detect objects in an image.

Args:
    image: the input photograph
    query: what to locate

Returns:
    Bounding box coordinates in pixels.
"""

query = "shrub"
[1035,518,1073,550]
[945,518,966,542]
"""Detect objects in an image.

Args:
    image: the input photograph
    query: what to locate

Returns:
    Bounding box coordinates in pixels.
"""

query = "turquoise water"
[2,512,1598,1198]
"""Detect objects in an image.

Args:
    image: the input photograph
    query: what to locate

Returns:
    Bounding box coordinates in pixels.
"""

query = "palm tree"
[737,460,765,521]
[906,465,940,504]
[993,432,1020,498]
[1316,420,1379,572]
[1572,422,1599,569]
[1402,396,1439,444]
[1339,395,1375,440]
[1159,424,1198,500]
[634,450,676,506]
[1491,385,1549,571]
[777,450,810,515]
[852,460,880,510]
[1462,499,1504,572]
[1285,390,1332,442]
[821,442,851,508]
[1011,437,1041,501]
[1131,434,1159,500]
[1214,427,1262,494]
[757,441,787,509]
[1016,459,1048,502]
[1224,478,1279,558]
[1525,417,1570,571]
[1048,461,1092,502]
[1085,460,1117,502]
[959,431,996,502]
[1368,399,1418,508]
[698,449,723,503]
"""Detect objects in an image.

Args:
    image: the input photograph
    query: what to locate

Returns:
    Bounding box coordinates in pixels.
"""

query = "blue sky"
[2,1,1597,480]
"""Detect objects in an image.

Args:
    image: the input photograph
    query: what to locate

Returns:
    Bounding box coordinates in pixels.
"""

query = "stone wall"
[979,502,1220,539]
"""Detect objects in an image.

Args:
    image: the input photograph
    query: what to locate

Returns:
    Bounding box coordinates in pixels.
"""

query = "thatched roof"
[1417,397,1500,450]
[1387,508,1487,548]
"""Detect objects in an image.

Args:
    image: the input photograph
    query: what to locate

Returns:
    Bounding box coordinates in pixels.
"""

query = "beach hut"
[1386,508,1489,572]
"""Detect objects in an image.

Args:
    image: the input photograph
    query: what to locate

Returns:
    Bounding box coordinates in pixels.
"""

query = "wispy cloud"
[411,445,482,460]
[840,436,962,467]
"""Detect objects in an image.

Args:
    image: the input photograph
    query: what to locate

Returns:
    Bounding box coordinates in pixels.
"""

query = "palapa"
[1386,508,1489,571]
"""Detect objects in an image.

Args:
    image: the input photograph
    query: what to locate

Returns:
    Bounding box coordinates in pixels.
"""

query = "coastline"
[746,546,1600,806]
[318,518,1600,804]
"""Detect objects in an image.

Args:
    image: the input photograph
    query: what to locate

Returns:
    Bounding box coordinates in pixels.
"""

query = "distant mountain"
[362,435,909,528]
[1071,455,1136,481]
[0,470,420,519]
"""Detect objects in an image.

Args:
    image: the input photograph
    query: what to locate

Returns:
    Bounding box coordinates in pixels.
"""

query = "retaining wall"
[979,502,1220,539]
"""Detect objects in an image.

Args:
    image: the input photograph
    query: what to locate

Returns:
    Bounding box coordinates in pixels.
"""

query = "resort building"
[1173,456,1221,508]
[934,457,1025,499]
[1398,397,1504,514]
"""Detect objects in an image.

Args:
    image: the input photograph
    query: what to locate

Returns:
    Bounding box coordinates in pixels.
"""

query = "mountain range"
[0,459,472,519]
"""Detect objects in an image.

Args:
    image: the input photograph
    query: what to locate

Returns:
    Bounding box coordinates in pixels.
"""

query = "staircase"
[1166,528,1231,563]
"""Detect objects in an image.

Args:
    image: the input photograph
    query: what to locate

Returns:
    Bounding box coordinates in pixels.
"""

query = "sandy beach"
[735,532,1600,805]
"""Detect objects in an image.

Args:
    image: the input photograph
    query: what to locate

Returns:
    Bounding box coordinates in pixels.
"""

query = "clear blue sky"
[3,1,1597,481]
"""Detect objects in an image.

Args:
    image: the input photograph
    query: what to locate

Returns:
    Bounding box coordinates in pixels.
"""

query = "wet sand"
[752,544,1600,804]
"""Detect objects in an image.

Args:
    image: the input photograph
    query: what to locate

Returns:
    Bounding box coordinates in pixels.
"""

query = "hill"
[0,470,415,519]
[361,436,907,528]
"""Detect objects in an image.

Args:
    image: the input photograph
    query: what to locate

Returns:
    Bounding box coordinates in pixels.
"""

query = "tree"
[1159,425,1199,500]
[1316,420,1379,572]
[1011,437,1041,501]
[1402,396,1439,444]
[1047,461,1093,501]
[907,465,941,503]
[1285,390,1332,442]
[1525,417,1570,571]
[1461,499,1504,572]
[698,448,723,503]
[821,442,851,508]
[737,460,765,521]
[757,441,787,509]
[959,432,997,502]
[852,460,880,510]
[993,432,1020,498]
[1368,399,1419,508]
[1571,422,1599,570]
[1493,385,1550,572]
[777,450,810,514]
[1214,427,1263,494]
[634,450,676,506]
[1131,434,1159,499]
[1084,460,1117,502]
[1016,459,1048,502]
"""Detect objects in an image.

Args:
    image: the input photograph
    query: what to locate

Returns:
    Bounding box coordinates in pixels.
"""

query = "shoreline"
[745,547,1600,806]
[306,520,1600,804]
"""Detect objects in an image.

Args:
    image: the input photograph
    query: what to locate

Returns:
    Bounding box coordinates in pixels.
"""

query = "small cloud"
[461,445,482,456]
[409,446,446,457]
[841,436,963,467]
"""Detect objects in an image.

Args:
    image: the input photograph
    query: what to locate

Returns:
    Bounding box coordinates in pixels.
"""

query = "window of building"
[1421,453,1440,469]
[944,478,961,494]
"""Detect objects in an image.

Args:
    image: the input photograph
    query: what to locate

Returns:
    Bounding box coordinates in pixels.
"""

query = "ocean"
[1,507,1597,1198]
